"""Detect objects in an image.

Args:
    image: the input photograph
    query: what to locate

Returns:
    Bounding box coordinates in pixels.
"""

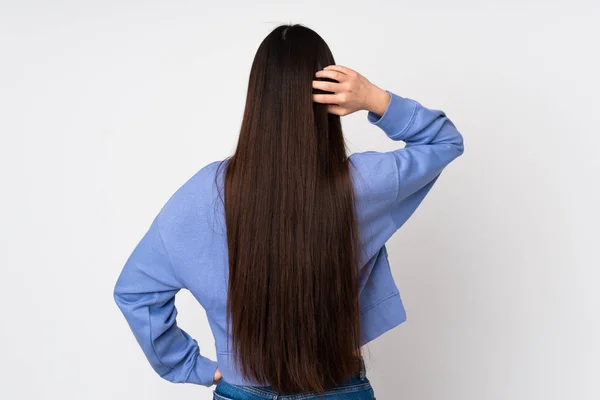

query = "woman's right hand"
[312,65,390,117]
[213,367,222,385]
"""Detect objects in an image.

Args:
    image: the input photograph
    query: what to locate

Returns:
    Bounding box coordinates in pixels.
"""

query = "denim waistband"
[214,356,370,400]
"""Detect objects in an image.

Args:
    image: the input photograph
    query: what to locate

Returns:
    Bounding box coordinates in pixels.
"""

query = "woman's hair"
[215,23,362,394]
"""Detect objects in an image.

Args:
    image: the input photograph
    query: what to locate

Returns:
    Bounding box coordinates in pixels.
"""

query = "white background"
[1,1,599,399]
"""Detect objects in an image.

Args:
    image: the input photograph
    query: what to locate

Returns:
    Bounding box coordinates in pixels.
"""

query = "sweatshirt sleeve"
[113,212,218,386]
[366,89,465,230]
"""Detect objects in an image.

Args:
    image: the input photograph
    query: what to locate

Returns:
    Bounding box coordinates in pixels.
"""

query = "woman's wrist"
[364,85,390,116]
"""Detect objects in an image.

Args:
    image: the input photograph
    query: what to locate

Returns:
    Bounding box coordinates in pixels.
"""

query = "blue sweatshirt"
[113,89,464,387]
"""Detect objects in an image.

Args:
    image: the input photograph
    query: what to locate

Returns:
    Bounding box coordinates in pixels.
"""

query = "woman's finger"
[312,79,341,92]
[315,69,347,82]
[323,64,355,76]
[313,93,343,104]
[327,104,349,116]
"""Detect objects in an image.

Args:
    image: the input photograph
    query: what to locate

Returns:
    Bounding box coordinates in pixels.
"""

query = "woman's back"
[113,87,464,386]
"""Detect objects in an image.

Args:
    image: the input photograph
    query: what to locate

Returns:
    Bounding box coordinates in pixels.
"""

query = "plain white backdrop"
[1,1,599,399]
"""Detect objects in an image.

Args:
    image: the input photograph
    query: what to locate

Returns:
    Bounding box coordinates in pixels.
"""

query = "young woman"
[113,23,464,399]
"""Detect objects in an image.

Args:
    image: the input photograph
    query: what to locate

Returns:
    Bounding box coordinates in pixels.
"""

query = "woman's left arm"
[113,212,218,386]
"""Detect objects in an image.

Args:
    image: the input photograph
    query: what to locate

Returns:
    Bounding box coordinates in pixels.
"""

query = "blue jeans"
[213,357,376,399]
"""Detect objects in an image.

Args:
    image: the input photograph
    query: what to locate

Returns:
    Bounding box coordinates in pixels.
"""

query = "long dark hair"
[215,23,362,394]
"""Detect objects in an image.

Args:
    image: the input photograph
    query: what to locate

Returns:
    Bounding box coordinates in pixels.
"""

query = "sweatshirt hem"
[359,291,407,346]
[214,292,407,386]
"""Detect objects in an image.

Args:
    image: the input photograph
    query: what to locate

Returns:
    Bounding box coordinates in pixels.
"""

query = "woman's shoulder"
[348,150,399,210]
[158,158,228,232]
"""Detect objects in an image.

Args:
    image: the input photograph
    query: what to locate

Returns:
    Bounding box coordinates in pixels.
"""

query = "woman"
[113,23,464,399]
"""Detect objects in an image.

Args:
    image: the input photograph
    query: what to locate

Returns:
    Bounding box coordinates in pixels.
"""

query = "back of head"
[217,23,362,394]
